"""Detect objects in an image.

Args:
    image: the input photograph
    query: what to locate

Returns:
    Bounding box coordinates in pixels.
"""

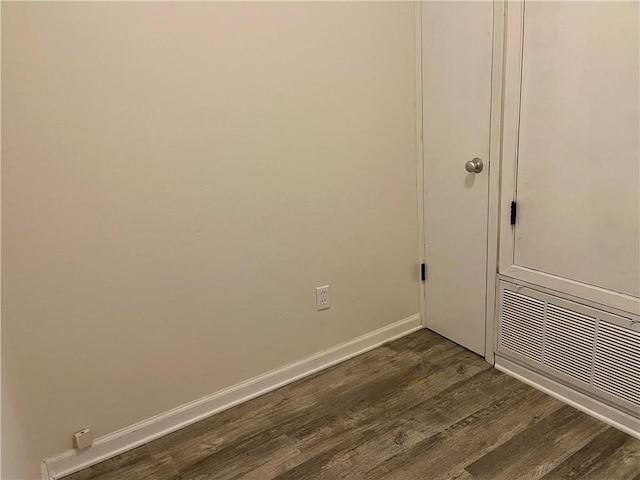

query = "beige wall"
[1,2,419,478]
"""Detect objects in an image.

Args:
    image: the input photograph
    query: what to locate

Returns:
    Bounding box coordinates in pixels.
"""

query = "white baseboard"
[42,314,423,480]
[495,355,640,439]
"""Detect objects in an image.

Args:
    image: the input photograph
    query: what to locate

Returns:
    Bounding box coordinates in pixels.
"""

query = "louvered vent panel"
[500,290,545,361]
[499,282,640,417]
[593,322,640,407]
[543,304,596,383]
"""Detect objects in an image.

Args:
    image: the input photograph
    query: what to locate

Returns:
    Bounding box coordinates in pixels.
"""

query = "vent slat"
[502,325,543,339]
[546,319,595,330]
[501,290,544,362]
[545,345,592,358]
[501,326,542,341]
[547,305,595,322]
[596,345,640,365]
[603,337,640,358]
[503,305,545,313]
[598,325,640,346]
[503,307,545,317]
[503,310,545,320]
[592,381,640,406]
[593,368,640,386]
[543,303,595,384]
[593,356,639,378]
[593,318,640,407]
[545,327,594,342]
[503,309,545,322]
[593,384,640,403]
[502,329,542,347]
[502,313,543,326]
[598,329,640,345]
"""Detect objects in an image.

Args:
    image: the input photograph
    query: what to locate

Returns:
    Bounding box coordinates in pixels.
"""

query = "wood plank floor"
[63,330,640,480]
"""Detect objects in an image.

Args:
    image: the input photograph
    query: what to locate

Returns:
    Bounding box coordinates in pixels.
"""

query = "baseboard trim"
[43,314,422,480]
[40,461,51,480]
[495,355,640,439]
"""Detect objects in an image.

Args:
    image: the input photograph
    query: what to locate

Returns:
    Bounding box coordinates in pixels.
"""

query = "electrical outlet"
[73,428,93,450]
[316,285,331,311]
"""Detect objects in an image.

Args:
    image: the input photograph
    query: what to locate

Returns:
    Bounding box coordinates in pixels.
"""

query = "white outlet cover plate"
[316,285,331,310]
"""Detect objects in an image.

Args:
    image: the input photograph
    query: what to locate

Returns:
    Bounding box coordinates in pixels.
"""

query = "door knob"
[465,157,483,173]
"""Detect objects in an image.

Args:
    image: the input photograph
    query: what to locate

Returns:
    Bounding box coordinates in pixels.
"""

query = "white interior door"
[422,1,494,355]
[500,1,640,314]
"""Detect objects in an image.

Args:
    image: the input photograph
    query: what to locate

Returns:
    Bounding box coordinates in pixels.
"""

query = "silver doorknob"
[465,158,483,173]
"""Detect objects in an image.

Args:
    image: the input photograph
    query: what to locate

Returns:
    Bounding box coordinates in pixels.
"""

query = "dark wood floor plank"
[61,330,640,480]
[579,435,640,480]
[146,331,453,461]
[452,471,476,480]
[145,334,432,472]
[579,439,640,480]
[364,381,563,480]
[465,404,611,480]
[177,338,489,479]
[539,426,640,480]
[336,369,530,478]
[63,446,180,480]
[268,424,427,480]
[271,368,528,480]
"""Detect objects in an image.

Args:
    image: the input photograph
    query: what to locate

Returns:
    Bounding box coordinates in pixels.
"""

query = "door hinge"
[510,201,517,226]
[421,263,426,281]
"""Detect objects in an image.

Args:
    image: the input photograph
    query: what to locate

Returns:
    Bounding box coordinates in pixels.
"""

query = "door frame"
[415,1,427,332]
[485,0,507,364]
[415,0,507,364]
